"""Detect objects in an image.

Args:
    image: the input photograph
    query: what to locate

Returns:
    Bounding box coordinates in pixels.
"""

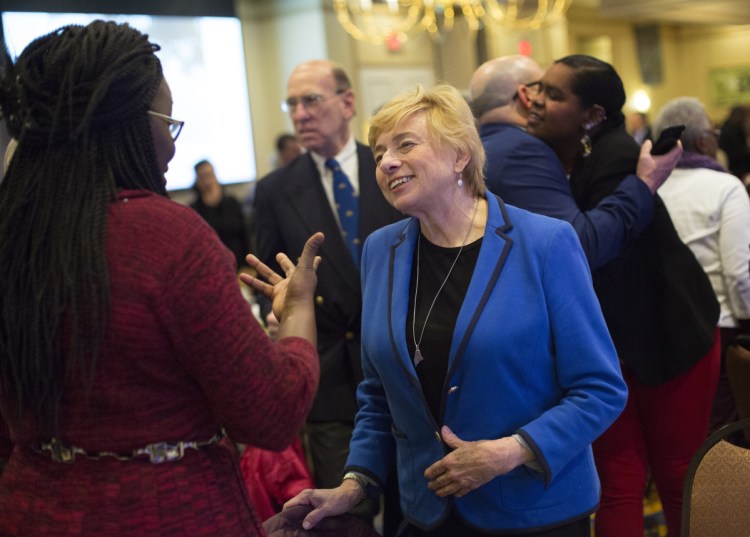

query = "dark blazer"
[254,142,404,422]
[571,122,719,385]
[481,122,654,270]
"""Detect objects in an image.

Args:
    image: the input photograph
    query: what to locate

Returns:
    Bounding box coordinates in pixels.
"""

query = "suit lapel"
[446,195,514,377]
[385,198,515,398]
[388,218,421,380]
[386,198,515,379]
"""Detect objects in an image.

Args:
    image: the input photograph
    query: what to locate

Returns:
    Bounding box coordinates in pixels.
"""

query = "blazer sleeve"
[516,222,628,481]
[488,141,653,270]
[342,234,396,488]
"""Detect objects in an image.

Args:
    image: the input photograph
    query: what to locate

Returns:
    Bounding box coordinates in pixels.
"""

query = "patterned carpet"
[590,481,667,537]
[643,483,668,537]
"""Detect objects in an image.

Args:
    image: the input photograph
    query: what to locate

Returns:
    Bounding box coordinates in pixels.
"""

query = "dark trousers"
[405,512,590,537]
[304,421,379,521]
[710,327,741,433]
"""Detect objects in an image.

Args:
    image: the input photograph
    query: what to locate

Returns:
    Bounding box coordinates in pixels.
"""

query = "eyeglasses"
[524,81,543,97]
[148,110,185,141]
[506,81,544,104]
[281,89,347,114]
[704,128,721,139]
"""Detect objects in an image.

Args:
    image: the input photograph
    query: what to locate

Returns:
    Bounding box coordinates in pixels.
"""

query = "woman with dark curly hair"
[0,20,322,536]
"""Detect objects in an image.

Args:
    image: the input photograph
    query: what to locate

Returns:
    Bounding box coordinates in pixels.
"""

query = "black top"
[406,233,482,422]
[191,194,250,270]
[719,121,750,179]
[570,122,718,384]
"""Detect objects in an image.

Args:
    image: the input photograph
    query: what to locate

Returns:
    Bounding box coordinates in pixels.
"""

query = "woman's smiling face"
[372,112,467,218]
[525,62,590,151]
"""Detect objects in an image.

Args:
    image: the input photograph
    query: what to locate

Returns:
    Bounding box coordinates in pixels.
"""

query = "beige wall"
[565,5,750,125]
[234,1,750,185]
[670,24,750,124]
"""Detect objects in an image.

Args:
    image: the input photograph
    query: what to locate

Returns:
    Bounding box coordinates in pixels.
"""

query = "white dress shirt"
[310,137,359,229]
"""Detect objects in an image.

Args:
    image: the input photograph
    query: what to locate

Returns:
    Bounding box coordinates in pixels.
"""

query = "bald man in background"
[469,55,659,270]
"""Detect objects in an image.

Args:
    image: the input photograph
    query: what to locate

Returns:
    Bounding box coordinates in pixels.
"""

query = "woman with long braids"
[0,21,322,536]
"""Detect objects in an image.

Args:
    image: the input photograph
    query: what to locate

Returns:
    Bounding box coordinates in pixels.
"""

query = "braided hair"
[0,21,165,436]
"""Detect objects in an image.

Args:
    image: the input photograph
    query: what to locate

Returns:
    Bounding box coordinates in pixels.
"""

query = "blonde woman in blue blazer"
[286,84,627,536]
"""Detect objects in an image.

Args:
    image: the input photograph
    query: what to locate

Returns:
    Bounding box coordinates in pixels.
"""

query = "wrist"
[341,472,366,505]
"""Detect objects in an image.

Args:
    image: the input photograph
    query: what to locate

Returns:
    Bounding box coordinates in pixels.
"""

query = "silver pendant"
[413,347,424,367]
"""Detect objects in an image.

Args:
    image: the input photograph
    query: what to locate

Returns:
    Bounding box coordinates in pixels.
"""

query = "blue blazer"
[346,194,627,532]
[481,122,654,271]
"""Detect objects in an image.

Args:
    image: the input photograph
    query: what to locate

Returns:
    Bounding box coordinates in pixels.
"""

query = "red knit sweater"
[0,190,319,536]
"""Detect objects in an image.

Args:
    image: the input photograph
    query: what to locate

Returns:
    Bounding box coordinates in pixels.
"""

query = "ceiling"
[592,0,750,26]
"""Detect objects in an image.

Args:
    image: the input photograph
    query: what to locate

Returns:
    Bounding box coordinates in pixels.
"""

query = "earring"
[457,174,464,188]
[581,133,592,158]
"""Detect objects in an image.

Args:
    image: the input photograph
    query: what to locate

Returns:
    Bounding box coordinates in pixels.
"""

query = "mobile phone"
[651,125,686,155]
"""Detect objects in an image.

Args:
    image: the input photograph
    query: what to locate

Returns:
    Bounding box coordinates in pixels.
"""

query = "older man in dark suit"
[253,60,403,518]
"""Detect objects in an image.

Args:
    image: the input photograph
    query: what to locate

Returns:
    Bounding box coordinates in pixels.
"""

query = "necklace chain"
[412,199,480,367]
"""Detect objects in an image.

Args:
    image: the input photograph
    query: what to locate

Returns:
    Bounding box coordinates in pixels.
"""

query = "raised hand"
[241,233,323,344]
[636,139,683,194]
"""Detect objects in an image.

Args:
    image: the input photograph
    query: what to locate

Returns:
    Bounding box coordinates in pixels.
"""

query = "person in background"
[243,132,304,244]
[654,96,750,434]
[275,132,304,168]
[0,21,321,536]
[525,54,720,537]
[253,59,404,524]
[719,105,750,183]
[468,55,677,271]
[190,159,251,271]
[285,84,627,537]
[626,111,653,144]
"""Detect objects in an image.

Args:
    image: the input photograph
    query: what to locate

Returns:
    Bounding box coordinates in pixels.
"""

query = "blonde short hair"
[368,84,486,197]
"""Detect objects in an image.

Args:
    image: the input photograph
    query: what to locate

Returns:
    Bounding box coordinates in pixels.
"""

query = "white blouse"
[659,166,750,328]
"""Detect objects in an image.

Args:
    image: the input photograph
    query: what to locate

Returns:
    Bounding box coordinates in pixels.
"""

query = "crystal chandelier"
[332,0,572,46]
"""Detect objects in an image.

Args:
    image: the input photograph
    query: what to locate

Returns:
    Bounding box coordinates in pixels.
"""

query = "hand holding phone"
[651,125,686,155]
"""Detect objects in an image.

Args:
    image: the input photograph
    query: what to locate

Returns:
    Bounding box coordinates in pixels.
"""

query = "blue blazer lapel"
[385,196,514,382]
[447,195,514,374]
[388,219,420,378]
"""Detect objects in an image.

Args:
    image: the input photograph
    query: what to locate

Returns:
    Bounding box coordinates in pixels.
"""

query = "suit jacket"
[254,143,404,422]
[570,123,719,384]
[345,194,627,531]
[481,122,654,270]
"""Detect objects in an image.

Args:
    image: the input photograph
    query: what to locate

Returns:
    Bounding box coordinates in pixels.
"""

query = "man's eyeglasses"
[148,110,185,141]
[704,128,721,139]
[505,81,543,104]
[281,89,347,114]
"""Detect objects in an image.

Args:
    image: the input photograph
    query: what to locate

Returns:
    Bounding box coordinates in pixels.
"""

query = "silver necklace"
[412,199,479,368]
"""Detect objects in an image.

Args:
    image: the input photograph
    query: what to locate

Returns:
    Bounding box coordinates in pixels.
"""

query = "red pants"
[592,331,720,537]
